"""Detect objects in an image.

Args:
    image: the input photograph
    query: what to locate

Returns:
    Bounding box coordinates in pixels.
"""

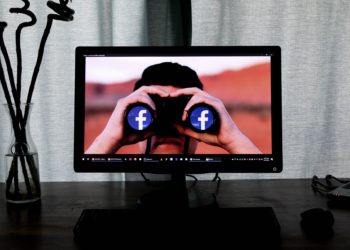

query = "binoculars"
[125,95,219,136]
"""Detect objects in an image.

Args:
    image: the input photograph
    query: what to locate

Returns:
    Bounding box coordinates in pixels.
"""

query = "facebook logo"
[189,106,214,131]
[127,106,153,131]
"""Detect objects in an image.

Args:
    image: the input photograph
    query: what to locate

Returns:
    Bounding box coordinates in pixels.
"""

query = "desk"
[0,179,349,249]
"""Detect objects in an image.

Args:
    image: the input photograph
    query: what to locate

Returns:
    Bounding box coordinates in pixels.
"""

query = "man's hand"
[170,87,262,154]
[85,86,169,154]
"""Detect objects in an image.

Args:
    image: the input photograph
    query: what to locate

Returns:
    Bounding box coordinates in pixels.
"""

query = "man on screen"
[86,62,262,154]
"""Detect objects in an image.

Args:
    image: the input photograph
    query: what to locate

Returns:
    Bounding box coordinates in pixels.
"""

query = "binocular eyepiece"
[125,95,219,136]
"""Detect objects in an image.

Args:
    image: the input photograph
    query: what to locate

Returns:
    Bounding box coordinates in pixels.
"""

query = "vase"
[3,103,41,203]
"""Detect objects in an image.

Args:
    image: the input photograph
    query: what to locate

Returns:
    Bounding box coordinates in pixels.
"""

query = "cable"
[311,183,329,195]
[140,172,152,185]
[211,172,221,195]
[312,176,334,191]
[186,174,198,190]
[214,177,221,195]
[212,172,221,182]
[325,174,349,186]
[140,172,170,187]
[311,175,341,195]
[186,174,198,182]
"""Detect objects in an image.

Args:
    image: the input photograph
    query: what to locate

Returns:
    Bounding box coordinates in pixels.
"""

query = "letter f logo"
[135,109,147,130]
[188,105,216,133]
[127,105,152,131]
[198,110,209,130]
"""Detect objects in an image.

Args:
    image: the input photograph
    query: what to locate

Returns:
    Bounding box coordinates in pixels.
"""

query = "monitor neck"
[169,171,189,208]
[137,170,217,209]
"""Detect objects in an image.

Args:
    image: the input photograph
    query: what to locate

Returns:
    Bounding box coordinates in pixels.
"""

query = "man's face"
[138,85,198,154]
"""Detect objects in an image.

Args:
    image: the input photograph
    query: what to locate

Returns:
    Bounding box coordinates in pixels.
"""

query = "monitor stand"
[137,171,218,209]
[73,174,281,247]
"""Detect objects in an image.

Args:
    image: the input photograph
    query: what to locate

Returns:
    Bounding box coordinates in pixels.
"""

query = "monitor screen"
[74,46,282,173]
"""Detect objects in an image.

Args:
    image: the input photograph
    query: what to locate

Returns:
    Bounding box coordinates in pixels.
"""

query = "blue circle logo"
[189,106,214,131]
[127,106,153,131]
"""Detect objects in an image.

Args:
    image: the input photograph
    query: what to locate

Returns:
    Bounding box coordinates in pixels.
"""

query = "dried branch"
[1,22,35,199]
[10,0,37,100]
[24,0,74,123]
[1,0,74,202]
[0,23,22,112]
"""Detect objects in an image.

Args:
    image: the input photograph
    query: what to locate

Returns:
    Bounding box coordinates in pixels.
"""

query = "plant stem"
[13,157,19,197]
[10,0,37,101]
[6,159,15,198]
[1,1,75,201]
[0,23,36,199]
[0,26,20,199]
[0,22,26,132]
[19,154,33,197]
[24,16,53,124]
[24,12,74,124]
[26,154,41,195]
[0,26,21,107]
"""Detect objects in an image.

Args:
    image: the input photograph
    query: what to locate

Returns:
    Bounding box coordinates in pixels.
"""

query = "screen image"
[75,47,282,172]
[84,56,272,156]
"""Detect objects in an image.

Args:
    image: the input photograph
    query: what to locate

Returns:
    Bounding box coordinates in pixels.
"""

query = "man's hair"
[134,62,203,90]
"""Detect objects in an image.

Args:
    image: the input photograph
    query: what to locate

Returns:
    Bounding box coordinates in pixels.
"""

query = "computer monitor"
[74,46,282,207]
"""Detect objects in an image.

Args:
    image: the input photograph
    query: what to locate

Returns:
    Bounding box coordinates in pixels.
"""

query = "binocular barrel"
[125,96,219,134]
[126,104,154,131]
[187,103,219,133]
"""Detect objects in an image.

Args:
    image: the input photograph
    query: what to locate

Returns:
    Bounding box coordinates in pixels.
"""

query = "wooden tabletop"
[0,179,349,249]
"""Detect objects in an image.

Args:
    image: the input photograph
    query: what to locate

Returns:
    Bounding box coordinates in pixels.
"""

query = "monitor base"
[73,207,280,248]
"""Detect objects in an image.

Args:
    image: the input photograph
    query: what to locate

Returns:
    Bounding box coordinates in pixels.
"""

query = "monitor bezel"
[74,46,282,173]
